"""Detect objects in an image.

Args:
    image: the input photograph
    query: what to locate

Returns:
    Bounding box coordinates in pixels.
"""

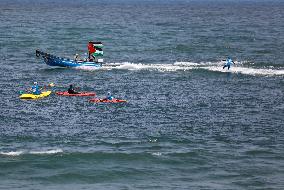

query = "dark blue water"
[0,0,284,189]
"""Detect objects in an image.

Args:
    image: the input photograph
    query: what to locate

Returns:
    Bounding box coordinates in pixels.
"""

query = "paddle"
[19,82,55,94]
[47,83,81,89]
[19,87,32,94]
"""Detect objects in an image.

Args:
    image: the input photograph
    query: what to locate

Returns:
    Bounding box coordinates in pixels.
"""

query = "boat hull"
[56,91,97,96]
[20,91,52,99]
[89,98,127,103]
[36,50,102,68]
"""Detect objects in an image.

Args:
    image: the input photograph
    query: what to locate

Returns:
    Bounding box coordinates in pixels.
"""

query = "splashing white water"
[0,149,63,156]
[204,65,284,76]
[75,61,284,76]
[30,149,63,155]
[76,62,196,72]
[151,152,162,156]
[0,151,24,156]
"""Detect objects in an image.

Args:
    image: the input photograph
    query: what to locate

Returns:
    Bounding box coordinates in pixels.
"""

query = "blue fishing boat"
[36,42,104,68]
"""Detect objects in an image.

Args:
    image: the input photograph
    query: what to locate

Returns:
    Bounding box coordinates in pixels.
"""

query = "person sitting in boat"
[74,53,79,61]
[68,84,79,94]
[104,92,114,100]
[31,82,41,95]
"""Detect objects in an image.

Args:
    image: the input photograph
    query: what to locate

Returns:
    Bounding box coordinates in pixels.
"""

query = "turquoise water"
[0,0,284,189]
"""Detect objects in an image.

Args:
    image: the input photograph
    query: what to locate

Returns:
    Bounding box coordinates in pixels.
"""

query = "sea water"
[0,0,283,189]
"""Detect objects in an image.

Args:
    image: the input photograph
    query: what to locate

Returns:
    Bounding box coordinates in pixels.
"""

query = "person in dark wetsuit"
[68,84,79,94]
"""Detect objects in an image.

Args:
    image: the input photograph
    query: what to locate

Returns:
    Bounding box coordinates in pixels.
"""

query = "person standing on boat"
[88,42,96,62]
[223,57,235,70]
[31,82,41,95]
[88,54,96,62]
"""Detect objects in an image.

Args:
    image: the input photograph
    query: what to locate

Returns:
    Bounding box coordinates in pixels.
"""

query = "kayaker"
[104,92,114,100]
[223,57,235,70]
[67,84,79,94]
[31,82,41,95]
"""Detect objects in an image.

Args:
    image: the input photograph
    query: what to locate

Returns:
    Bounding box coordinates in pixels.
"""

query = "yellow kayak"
[19,91,52,99]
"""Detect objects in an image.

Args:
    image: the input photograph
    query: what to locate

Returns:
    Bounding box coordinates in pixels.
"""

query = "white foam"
[103,62,196,72]
[149,139,158,143]
[29,149,63,155]
[173,61,199,66]
[152,152,162,156]
[0,149,63,156]
[0,151,24,156]
[73,61,284,76]
[174,61,284,76]
[75,66,101,71]
[204,66,284,76]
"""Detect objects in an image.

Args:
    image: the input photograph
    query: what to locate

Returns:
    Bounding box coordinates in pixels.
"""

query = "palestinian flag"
[88,42,103,56]
[93,42,103,48]
[92,47,103,56]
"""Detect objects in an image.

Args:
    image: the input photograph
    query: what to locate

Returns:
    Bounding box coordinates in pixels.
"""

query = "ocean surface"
[0,0,284,189]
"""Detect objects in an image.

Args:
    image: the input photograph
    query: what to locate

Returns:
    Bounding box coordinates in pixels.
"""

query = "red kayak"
[89,98,127,103]
[56,91,96,96]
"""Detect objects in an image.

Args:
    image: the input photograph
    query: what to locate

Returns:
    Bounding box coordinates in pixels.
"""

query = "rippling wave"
[0,0,284,189]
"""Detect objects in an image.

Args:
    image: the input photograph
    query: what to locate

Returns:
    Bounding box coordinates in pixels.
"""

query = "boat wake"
[0,149,63,156]
[76,61,284,76]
